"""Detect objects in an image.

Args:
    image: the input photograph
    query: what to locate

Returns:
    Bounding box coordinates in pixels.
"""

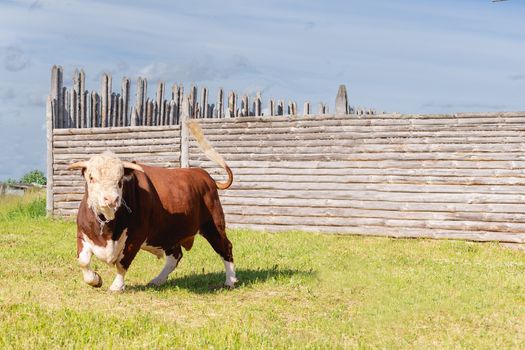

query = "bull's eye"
[89,175,95,183]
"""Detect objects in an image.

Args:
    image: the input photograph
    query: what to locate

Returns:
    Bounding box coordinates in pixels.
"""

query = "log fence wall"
[47,66,525,242]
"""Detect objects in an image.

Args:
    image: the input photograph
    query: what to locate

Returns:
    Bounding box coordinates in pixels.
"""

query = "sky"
[0,0,524,180]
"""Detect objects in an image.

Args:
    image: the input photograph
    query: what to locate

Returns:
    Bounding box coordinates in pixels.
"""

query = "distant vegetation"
[0,189,46,220]
[3,170,46,186]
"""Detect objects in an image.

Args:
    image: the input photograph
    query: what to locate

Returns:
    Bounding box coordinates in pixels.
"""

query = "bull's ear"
[123,167,135,181]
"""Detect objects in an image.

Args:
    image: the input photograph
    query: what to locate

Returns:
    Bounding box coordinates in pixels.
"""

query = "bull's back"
[139,166,218,217]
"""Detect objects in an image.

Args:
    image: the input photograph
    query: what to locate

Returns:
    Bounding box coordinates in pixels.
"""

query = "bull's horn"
[122,161,144,172]
[68,161,88,170]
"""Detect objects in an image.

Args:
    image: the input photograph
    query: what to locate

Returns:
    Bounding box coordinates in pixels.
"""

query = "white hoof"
[225,276,238,288]
[109,284,125,293]
[109,274,126,292]
[84,271,102,288]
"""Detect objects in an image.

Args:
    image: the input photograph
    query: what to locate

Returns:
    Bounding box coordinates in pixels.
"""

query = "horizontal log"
[52,201,525,224]
[218,189,525,204]
[191,136,525,146]
[54,144,180,155]
[226,223,525,243]
[53,130,180,142]
[220,196,525,214]
[191,112,525,125]
[197,124,525,137]
[192,159,525,170]
[53,186,525,204]
[54,194,84,202]
[50,179,525,193]
[455,112,525,118]
[189,142,525,154]
[54,138,180,148]
[55,201,80,209]
[54,152,177,161]
[55,166,525,183]
[222,205,525,223]
[227,182,525,194]
[194,116,525,131]
[223,214,525,233]
[53,187,525,214]
[53,125,180,135]
[191,152,525,162]
[53,162,180,175]
[198,130,525,142]
[53,209,77,218]
[203,166,525,178]
[52,174,525,186]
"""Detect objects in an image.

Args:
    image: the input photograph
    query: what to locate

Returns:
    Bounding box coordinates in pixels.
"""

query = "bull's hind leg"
[200,220,238,288]
[148,246,183,287]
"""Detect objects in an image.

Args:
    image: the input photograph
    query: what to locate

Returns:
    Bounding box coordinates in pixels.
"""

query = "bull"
[68,121,237,292]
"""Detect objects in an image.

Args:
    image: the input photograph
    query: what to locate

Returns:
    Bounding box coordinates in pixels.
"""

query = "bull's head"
[68,151,144,221]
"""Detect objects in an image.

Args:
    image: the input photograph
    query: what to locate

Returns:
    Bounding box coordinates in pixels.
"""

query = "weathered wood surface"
[182,113,525,241]
[225,223,525,243]
[47,66,525,242]
[335,84,348,115]
[46,95,54,217]
[180,96,190,167]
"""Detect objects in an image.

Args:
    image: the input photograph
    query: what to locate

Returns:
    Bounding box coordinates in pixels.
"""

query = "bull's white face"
[83,152,126,221]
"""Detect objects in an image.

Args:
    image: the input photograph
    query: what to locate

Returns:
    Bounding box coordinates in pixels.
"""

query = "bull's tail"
[186,120,233,190]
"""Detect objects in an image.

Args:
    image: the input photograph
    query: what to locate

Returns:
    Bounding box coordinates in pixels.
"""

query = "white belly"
[83,229,128,265]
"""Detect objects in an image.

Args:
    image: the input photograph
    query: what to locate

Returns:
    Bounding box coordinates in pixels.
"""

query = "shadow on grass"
[127,267,315,294]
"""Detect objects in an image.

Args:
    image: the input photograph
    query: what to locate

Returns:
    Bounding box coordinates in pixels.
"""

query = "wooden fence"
[47,67,525,242]
[49,65,377,130]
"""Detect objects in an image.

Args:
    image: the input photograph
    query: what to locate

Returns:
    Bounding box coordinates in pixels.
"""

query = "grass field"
[1,193,525,349]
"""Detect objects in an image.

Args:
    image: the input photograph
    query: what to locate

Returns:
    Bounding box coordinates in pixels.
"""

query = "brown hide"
[77,164,231,270]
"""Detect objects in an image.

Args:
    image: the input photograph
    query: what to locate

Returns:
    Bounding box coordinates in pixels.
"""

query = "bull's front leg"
[77,233,102,288]
[108,237,142,293]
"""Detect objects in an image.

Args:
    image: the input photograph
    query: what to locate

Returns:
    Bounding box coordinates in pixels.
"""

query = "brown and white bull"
[69,121,237,292]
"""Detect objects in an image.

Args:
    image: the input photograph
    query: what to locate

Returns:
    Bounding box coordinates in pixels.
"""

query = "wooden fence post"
[277,100,284,115]
[241,95,248,116]
[122,77,130,126]
[201,87,208,119]
[255,91,262,116]
[136,77,145,125]
[228,91,235,118]
[50,65,63,128]
[156,81,165,124]
[180,96,190,168]
[217,88,224,118]
[303,101,310,116]
[79,69,87,127]
[101,73,110,127]
[336,84,348,115]
[46,95,54,217]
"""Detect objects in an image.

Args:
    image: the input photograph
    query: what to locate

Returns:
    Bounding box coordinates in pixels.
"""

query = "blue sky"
[0,0,524,180]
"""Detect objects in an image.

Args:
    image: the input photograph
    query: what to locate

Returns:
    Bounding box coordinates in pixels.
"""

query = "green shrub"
[20,170,46,186]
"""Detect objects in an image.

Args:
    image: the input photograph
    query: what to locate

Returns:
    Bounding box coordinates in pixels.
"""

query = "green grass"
[1,193,525,349]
